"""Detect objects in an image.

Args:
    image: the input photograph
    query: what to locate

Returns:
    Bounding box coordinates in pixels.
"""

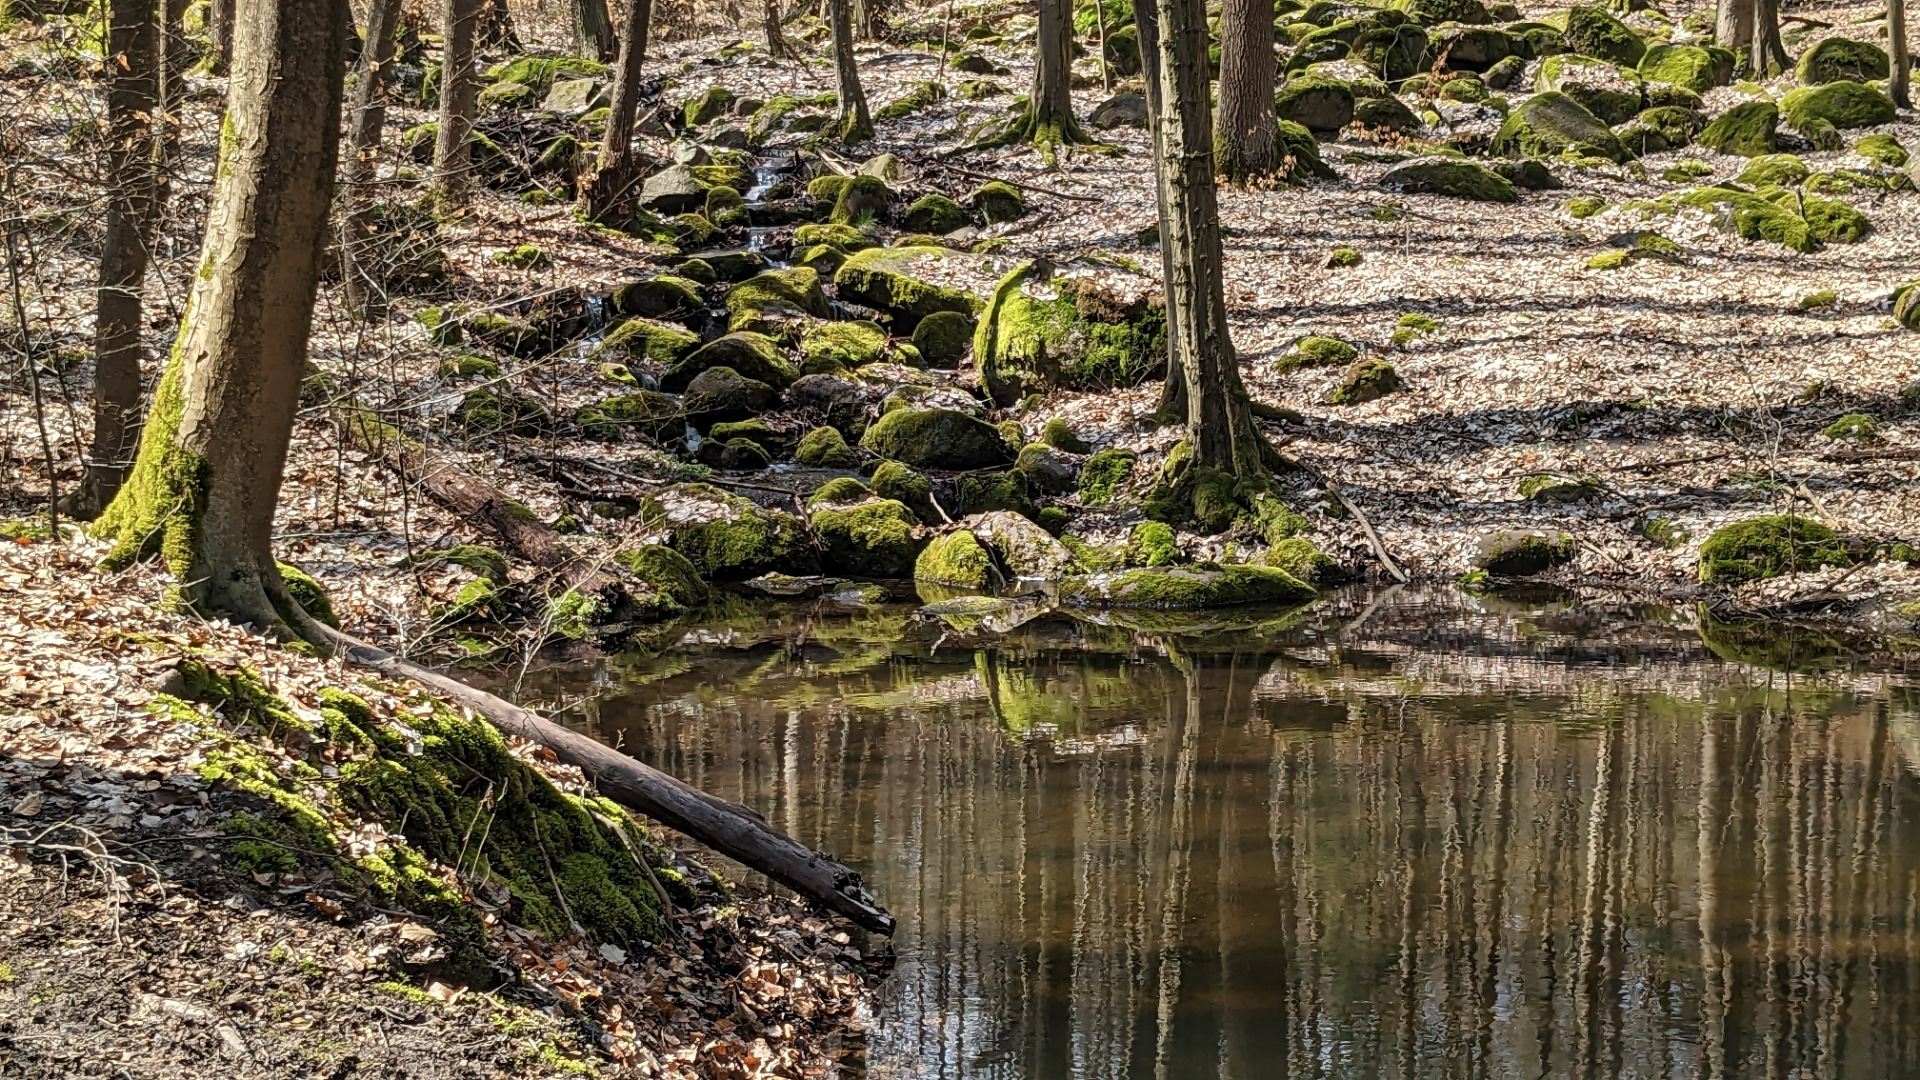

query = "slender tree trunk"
[1891,0,1911,108]
[1002,0,1091,157]
[340,0,405,315]
[208,0,235,75]
[573,0,616,60]
[1213,0,1278,182]
[1134,0,1187,426]
[478,0,522,51]
[851,0,877,38]
[580,0,651,223]
[92,0,349,643]
[1147,0,1270,531]
[432,0,483,205]
[1715,0,1754,59]
[76,0,160,518]
[1093,0,1112,92]
[763,0,789,59]
[153,0,188,215]
[1751,0,1788,74]
[828,0,872,143]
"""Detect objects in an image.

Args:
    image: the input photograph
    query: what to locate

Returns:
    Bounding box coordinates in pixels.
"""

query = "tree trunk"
[851,0,877,38]
[580,0,653,224]
[153,0,188,215]
[1093,0,1112,92]
[998,0,1092,158]
[763,0,789,59]
[1750,0,1788,74]
[1213,0,1279,182]
[75,0,160,518]
[1146,0,1271,532]
[1891,0,1911,108]
[478,0,521,51]
[828,0,872,143]
[1134,0,1188,427]
[431,0,483,205]
[573,0,616,61]
[340,0,405,315]
[92,0,349,644]
[1715,0,1753,57]
[208,0,235,75]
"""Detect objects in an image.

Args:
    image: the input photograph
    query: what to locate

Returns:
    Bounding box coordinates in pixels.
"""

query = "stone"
[1696,515,1860,584]
[1535,54,1643,126]
[1431,26,1512,72]
[1329,357,1401,403]
[1781,82,1897,132]
[858,407,1015,469]
[1088,92,1150,129]
[831,174,890,225]
[642,482,814,580]
[1059,565,1316,610]
[723,268,831,334]
[834,247,981,331]
[1697,100,1780,157]
[970,180,1025,223]
[1493,91,1632,163]
[1352,93,1421,134]
[809,499,923,578]
[1794,37,1890,85]
[680,366,777,425]
[542,77,606,113]
[593,316,700,365]
[638,164,707,214]
[1495,158,1562,190]
[1637,44,1718,94]
[902,193,965,234]
[685,249,770,283]
[795,425,858,468]
[1379,157,1517,202]
[1472,529,1575,575]
[663,332,798,392]
[915,530,994,589]
[1014,443,1078,495]
[478,80,535,107]
[799,319,888,372]
[683,86,736,127]
[1276,74,1356,134]
[858,153,901,180]
[966,510,1074,581]
[1483,54,1528,90]
[910,310,973,367]
[1563,4,1645,67]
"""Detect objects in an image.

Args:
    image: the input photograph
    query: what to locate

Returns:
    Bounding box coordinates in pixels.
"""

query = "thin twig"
[944,165,1101,202]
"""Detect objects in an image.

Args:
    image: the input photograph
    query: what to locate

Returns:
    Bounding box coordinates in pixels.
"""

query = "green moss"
[806,476,872,507]
[911,310,973,368]
[1327,247,1362,268]
[642,484,817,580]
[800,319,887,372]
[492,244,550,270]
[1263,537,1337,582]
[1585,250,1630,270]
[573,391,681,443]
[1697,514,1861,584]
[484,55,607,94]
[275,563,338,629]
[682,85,737,127]
[915,530,993,588]
[1040,418,1091,453]
[793,223,871,250]
[877,80,947,120]
[1563,4,1645,66]
[955,471,1036,519]
[1802,195,1871,245]
[1518,474,1602,502]
[1736,154,1809,188]
[1329,358,1400,404]
[1058,564,1316,610]
[830,174,890,226]
[806,175,851,203]
[833,246,981,329]
[662,332,797,392]
[1673,187,1814,252]
[437,354,500,379]
[1782,82,1897,132]
[724,268,831,335]
[1854,134,1909,168]
[970,180,1025,223]
[594,317,700,365]
[1635,516,1691,549]
[1278,336,1358,371]
[1823,413,1878,442]
[1566,196,1609,218]
[1037,507,1070,536]
[1125,521,1182,567]
[809,499,923,578]
[420,545,509,583]
[1493,91,1632,163]
[1697,100,1779,157]
[859,407,1014,469]
[902,193,965,234]
[870,461,936,521]
[454,388,548,435]
[796,425,859,468]
[1078,448,1136,506]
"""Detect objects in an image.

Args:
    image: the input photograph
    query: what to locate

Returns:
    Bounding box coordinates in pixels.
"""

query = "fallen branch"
[1293,459,1408,584]
[945,165,1102,203]
[319,625,896,935]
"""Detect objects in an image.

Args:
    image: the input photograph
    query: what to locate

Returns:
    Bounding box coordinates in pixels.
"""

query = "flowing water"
[528,588,1920,1079]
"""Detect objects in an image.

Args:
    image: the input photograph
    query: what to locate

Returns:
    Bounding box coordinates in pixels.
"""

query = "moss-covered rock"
[800,319,887,372]
[484,55,609,94]
[683,86,736,127]
[1278,335,1359,370]
[723,268,831,336]
[1276,74,1356,133]
[792,222,873,251]
[1329,358,1401,404]
[1263,538,1339,583]
[1801,194,1871,244]
[611,276,702,320]
[1079,448,1136,505]
[1472,529,1575,575]
[806,477,872,509]
[574,390,684,441]
[1895,283,1920,331]
[970,180,1025,223]
[642,483,817,580]
[871,461,938,522]
[1823,413,1878,442]
[834,246,981,331]
[859,407,1014,469]
[910,309,973,368]
[830,174,890,225]
[662,331,797,391]
[810,498,923,578]
[614,544,710,608]
[1673,187,1815,252]
[1734,153,1810,188]
[1697,514,1862,584]
[967,509,1073,580]
[1519,473,1602,502]
[902,193,965,234]
[1040,418,1091,453]
[1697,100,1779,157]
[973,267,1168,405]
[680,366,778,425]
[1637,43,1718,93]
[955,470,1036,519]
[1125,520,1182,567]
[454,388,549,435]
[1794,37,1890,85]
[1493,91,1632,163]
[594,316,700,365]
[1533,54,1644,126]
[1015,443,1078,494]
[1563,4,1644,66]
[915,530,993,589]
[1782,82,1897,131]
[795,424,859,468]
[1854,134,1909,168]
[1059,564,1315,609]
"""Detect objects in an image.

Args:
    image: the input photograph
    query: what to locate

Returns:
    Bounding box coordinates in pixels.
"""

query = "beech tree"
[581,0,653,223]
[1750,0,1787,73]
[339,0,406,313]
[828,0,872,143]
[1891,0,1911,108]
[996,0,1092,157]
[431,0,483,204]
[75,0,160,517]
[763,0,791,60]
[1214,0,1279,182]
[1142,0,1282,531]
[574,0,617,61]
[93,0,349,642]
[1714,0,1753,58]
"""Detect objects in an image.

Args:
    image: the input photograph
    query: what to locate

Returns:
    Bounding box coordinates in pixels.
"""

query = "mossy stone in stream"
[574,390,683,442]
[1078,448,1136,505]
[642,483,817,579]
[806,476,872,508]
[809,499,923,578]
[903,194,965,234]
[1015,443,1078,494]
[793,222,874,251]
[594,316,700,365]
[870,461,937,522]
[662,331,797,391]
[1125,521,1182,567]
[1697,514,1861,584]
[806,175,851,203]
[708,418,782,454]
[1472,529,1575,575]
[911,310,973,368]
[614,544,710,608]
[830,175,891,225]
[796,425,859,468]
[1492,92,1632,163]
[956,471,1036,519]
[798,245,848,277]
[915,530,993,589]
[724,268,831,335]
[1781,82,1897,131]
[834,247,981,330]
[1697,101,1779,157]
[1059,564,1316,610]
[1263,538,1339,583]
[800,320,888,372]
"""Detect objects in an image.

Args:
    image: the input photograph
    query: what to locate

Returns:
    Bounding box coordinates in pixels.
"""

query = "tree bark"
[1147,0,1272,532]
[999,0,1091,158]
[573,0,617,61]
[580,0,653,224]
[92,0,349,643]
[1750,0,1788,75]
[207,0,235,75]
[340,0,406,315]
[75,0,160,518]
[1715,0,1753,58]
[1213,0,1279,182]
[477,0,522,52]
[431,0,483,205]
[763,0,789,59]
[153,0,188,215]
[1134,0,1188,426]
[851,0,877,38]
[1891,0,1911,108]
[827,0,872,143]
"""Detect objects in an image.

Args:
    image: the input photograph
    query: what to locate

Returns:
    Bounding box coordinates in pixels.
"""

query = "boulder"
[800,319,888,372]
[483,55,609,95]
[1697,100,1779,157]
[1781,82,1898,132]
[1637,44,1718,94]
[810,499,924,578]
[1379,157,1517,201]
[1483,54,1528,90]
[1088,92,1150,129]
[834,246,981,331]
[1014,443,1078,495]
[1472,529,1575,575]
[970,180,1026,223]
[915,530,994,589]
[1492,91,1632,163]
[616,544,711,609]
[1276,119,1340,180]
[1059,565,1316,610]
[830,174,890,225]
[684,249,770,283]
[1794,37,1890,85]
[1495,158,1562,190]
[1276,75,1356,134]
[1563,4,1645,67]
[965,510,1074,581]
[1673,187,1814,252]
[593,316,699,365]
[641,482,815,580]
[911,309,973,367]
[1352,25,1428,80]
[902,193,965,233]
[663,332,798,391]
[683,86,736,127]
[795,425,859,468]
[858,407,1015,469]
[1329,357,1401,403]
[1394,0,1490,23]
[638,164,707,214]
[788,372,882,436]
[1536,55,1644,126]
[1735,153,1810,187]
[1696,515,1859,584]
[542,77,606,113]
[680,366,778,425]
[1431,26,1511,72]
[1352,93,1421,134]
[478,80,535,107]
[724,267,831,334]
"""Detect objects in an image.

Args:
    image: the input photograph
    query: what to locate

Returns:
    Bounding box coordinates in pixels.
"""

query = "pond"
[525,587,1920,1079]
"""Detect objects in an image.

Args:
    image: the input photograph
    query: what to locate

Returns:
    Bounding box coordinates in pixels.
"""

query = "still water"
[535,588,1920,1079]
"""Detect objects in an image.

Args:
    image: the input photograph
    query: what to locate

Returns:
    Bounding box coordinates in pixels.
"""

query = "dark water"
[529,588,1920,1079]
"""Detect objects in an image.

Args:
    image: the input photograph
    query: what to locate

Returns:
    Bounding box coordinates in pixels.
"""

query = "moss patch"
[1078,448,1136,506]
[1697,514,1861,584]
[1059,564,1316,610]
[809,499,924,578]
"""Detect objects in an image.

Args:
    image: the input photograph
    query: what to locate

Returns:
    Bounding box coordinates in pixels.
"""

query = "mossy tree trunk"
[74,0,160,518]
[998,0,1095,159]
[1213,0,1280,183]
[93,0,348,644]
[573,0,617,60]
[580,0,652,224]
[431,0,482,205]
[1891,0,1911,108]
[1145,0,1274,533]
[207,0,235,75]
[828,0,873,143]
[1135,0,1187,427]
[339,0,405,315]
[1749,0,1788,75]
[1714,0,1752,60]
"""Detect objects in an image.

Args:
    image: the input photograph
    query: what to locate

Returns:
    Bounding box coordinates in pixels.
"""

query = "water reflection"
[540,591,1920,1079]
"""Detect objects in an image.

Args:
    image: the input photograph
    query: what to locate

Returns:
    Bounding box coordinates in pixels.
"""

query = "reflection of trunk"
[431,0,483,204]
[1477,719,1513,1065]
[1832,706,1890,1059]
[340,0,406,315]
[1393,714,1430,1077]
[76,0,160,517]
[1699,715,1734,1080]
[1575,717,1625,1073]
[1152,647,1203,1080]
[827,0,872,142]
[580,0,652,224]
[1757,707,1792,1080]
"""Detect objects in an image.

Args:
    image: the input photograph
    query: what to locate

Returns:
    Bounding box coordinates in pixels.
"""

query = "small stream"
[524,587,1920,1079]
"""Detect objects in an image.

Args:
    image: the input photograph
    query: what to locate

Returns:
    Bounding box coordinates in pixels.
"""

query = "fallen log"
[318,625,896,936]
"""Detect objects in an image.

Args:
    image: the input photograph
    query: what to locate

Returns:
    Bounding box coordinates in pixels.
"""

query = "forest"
[0,0,1916,1073]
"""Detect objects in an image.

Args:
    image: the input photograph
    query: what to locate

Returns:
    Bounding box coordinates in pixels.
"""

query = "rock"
[831,174,890,225]
[955,470,1035,519]
[724,268,831,335]
[952,52,1006,75]
[1352,93,1421,134]
[902,193,965,233]
[915,530,993,589]
[1782,82,1897,132]
[1697,515,1861,584]
[665,332,797,392]
[966,510,1073,581]
[1380,156,1517,202]
[1275,119,1340,180]
[1014,443,1078,494]
[1353,25,1428,81]
[683,86,736,127]
[834,246,981,331]
[698,436,773,470]
[1431,26,1512,72]
[1563,4,1645,67]
[807,476,871,508]
[642,482,815,580]
[1535,54,1643,126]
[1039,418,1091,454]
[800,319,888,372]
[1633,105,1701,151]
[704,124,750,149]
[1472,529,1575,576]
[858,153,901,180]
[1794,37,1890,85]
[1078,448,1136,506]
[810,499,923,578]
[1519,474,1602,502]
[1697,100,1780,157]
[708,418,785,458]
[1892,283,1920,330]
[1673,187,1815,252]
[683,249,770,283]
[478,80,535,107]
[789,372,881,436]
[1329,357,1401,403]
[1637,44,1718,94]
[911,309,973,367]
[638,163,707,214]
[668,139,711,165]
[1088,92,1150,129]
[859,407,1015,469]
[484,54,609,94]
[593,316,700,365]
[969,180,1025,223]
[795,425,858,468]
[1278,336,1358,370]
[1483,54,1528,90]
[1493,91,1632,163]
[1275,74,1355,134]
[615,545,710,608]
[1495,158,1562,190]
[1735,153,1810,187]
[542,77,606,113]
[680,366,778,425]
[1059,564,1316,610]
[1396,0,1490,24]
